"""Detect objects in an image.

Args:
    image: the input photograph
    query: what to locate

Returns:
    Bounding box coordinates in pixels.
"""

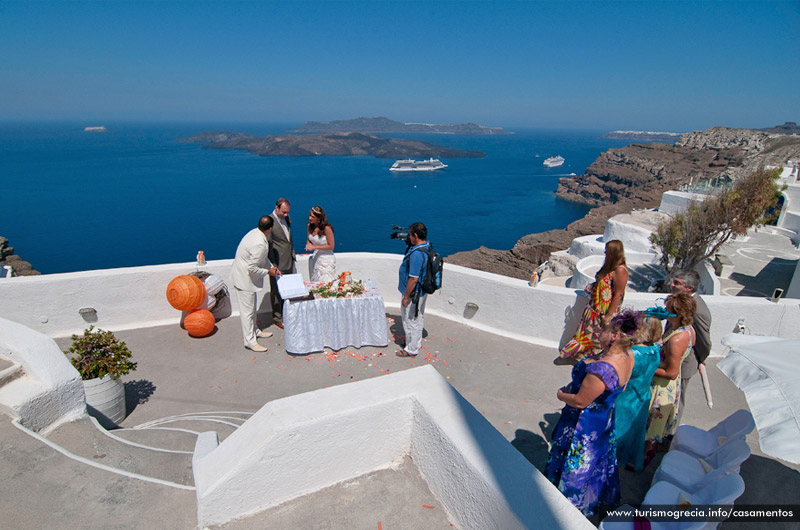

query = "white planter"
[83,374,126,428]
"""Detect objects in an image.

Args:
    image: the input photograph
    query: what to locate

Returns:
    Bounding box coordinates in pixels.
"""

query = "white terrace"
[1,248,800,528]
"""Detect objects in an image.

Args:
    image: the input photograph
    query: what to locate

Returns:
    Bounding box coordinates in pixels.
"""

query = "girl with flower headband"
[546,309,640,517]
[305,205,336,283]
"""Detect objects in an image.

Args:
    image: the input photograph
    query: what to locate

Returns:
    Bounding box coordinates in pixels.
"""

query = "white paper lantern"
[203,274,226,296]
[197,293,217,311]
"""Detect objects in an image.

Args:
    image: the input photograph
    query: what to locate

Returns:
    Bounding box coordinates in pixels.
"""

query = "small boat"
[84,126,107,132]
[390,158,448,172]
[543,155,565,168]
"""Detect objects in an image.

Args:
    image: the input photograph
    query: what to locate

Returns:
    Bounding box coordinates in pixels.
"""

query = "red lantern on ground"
[184,309,215,337]
[166,275,206,311]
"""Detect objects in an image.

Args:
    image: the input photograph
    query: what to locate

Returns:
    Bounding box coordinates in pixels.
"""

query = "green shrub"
[65,326,137,381]
[650,167,780,275]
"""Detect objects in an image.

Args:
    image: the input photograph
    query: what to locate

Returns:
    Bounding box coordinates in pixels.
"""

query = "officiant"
[268,197,296,329]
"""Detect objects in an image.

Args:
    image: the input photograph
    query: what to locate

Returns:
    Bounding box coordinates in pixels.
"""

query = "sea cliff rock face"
[675,127,772,152]
[447,126,800,280]
[555,141,745,207]
[0,236,39,276]
[181,131,485,159]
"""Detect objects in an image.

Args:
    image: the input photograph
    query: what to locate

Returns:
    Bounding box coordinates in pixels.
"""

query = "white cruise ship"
[543,155,565,168]
[390,158,448,172]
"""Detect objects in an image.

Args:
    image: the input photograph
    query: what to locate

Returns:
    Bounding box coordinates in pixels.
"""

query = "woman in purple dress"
[546,310,639,517]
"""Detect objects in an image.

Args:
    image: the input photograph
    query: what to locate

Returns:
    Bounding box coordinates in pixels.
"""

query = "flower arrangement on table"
[309,271,366,298]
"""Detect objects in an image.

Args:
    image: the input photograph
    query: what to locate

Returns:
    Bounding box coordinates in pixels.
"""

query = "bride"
[305,205,336,282]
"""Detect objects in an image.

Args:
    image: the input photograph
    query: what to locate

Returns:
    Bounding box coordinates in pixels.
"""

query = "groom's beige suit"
[231,227,273,347]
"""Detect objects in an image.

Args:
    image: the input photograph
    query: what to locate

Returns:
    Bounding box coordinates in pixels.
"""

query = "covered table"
[283,279,389,354]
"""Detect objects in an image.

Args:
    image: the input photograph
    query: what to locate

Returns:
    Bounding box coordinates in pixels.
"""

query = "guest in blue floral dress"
[615,316,662,471]
[546,310,639,517]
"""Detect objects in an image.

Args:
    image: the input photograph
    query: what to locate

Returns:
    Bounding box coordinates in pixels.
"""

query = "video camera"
[390,225,411,249]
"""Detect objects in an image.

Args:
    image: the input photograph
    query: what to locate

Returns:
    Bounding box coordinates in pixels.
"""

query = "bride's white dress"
[308,232,336,282]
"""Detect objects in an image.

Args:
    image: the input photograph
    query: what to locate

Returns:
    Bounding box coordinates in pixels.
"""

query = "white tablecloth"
[283,279,389,354]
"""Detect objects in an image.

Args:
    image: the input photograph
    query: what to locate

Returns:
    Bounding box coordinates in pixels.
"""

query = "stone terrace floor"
[3,311,799,529]
[714,226,800,297]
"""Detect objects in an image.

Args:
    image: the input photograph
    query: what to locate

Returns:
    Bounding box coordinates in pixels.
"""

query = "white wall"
[1,253,798,357]
[193,365,594,529]
[658,190,709,216]
[603,217,661,256]
[777,181,800,246]
[696,260,720,296]
[569,254,605,291]
[787,260,800,299]
[567,234,605,260]
[0,317,86,432]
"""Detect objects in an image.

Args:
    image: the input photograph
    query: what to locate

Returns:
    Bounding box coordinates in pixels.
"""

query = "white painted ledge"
[0,317,85,432]
[192,365,594,529]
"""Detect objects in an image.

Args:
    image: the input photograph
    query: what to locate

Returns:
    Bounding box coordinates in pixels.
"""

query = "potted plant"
[65,326,137,428]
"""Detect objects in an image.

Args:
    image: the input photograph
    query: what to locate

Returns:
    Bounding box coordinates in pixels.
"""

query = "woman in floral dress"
[646,293,696,454]
[546,310,639,517]
[560,240,629,361]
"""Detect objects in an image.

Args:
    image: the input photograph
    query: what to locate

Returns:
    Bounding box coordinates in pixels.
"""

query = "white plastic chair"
[643,474,746,530]
[652,438,750,492]
[670,409,754,459]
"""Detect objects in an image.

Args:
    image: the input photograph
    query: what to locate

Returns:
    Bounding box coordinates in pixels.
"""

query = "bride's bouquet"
[309,271,366,298]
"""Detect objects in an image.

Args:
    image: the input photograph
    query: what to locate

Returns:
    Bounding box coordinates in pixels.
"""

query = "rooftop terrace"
[2,311,798,529]
[1,232,799,528]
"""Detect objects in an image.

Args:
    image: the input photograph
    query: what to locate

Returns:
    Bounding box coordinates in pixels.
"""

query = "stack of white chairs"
[641,474,746,530]
[670,409,755,459]
[651,438,751,492]
[600,410,755,530]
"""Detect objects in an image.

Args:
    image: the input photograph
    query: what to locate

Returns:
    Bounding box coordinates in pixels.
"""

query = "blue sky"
[1,1,798,131]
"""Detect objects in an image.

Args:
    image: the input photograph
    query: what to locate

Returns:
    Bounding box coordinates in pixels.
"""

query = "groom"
[268,197,296,328]
[231,216,281,352]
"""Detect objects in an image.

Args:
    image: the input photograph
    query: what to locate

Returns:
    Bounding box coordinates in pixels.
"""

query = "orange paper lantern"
[166,275,206,311]
[184,309,215,337]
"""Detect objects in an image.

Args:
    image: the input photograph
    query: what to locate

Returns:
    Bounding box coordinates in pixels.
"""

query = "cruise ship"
[543,155,565,168]
[390,158,448,172]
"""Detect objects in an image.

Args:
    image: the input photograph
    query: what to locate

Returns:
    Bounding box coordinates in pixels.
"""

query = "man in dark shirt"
[668,269,712,427]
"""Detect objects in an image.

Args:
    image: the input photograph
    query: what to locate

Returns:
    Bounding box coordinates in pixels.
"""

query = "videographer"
[396,222,429,358]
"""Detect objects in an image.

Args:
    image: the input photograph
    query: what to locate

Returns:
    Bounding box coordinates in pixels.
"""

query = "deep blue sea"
[0,122,631,274]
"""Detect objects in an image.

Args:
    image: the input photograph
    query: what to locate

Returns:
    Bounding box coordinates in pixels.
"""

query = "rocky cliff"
[447,126,800,280]
[0,236,39,276]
